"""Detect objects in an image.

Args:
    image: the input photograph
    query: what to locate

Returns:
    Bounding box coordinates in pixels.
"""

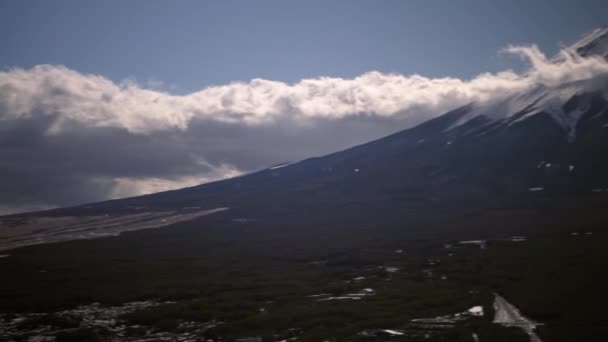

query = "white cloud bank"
[1,45,607,135]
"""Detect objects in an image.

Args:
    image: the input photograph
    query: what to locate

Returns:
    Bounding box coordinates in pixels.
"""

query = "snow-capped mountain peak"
[568,26,608,59]
[447,26,608,141]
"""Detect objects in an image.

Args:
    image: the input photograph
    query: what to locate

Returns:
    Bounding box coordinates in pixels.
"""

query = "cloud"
[2,45,606,135]
[0,45,607,214]
[504,44,608,86]
[108,166,242,199]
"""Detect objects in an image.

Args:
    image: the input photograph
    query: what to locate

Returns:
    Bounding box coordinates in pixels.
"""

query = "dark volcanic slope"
[25,89,608,242]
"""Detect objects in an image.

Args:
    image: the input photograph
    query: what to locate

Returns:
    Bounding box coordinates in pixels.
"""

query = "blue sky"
[2,0,606,92]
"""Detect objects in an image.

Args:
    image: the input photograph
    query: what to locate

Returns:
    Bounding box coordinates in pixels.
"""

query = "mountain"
[2,27,608,342]
[100,27,608,198]
[568,26,608,59]
[2,27,608,250]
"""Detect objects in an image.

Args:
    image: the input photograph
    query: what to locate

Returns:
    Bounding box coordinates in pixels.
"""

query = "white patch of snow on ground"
[348,289,375,297]
[528,187,544,192]
[385,266,399,273]
[395,249,403,254]
[316,289,375,302]
[410,304,485,329]
[353,168,360,172]
[0,254,9,258]
[571,232,579,236]
[468,306,484,316]
[359,329,405,337]
[382,329,404,336]
[569,165,575,172]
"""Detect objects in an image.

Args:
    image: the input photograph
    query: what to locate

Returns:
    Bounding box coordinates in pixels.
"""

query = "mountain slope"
[57,89,608,216]
[569,26,608,59]
[3,27,608,246]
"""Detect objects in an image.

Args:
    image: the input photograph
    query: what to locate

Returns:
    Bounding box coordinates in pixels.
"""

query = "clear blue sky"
[1,0,606,92]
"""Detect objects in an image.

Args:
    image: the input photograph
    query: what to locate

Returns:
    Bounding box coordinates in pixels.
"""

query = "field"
[1,197,607,341]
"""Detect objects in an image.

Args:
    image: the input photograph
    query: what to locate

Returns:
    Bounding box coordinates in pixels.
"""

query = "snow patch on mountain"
[507,85,587,141]
[269,161,298,170]
[447,27,608,140]
[567,26,608,59]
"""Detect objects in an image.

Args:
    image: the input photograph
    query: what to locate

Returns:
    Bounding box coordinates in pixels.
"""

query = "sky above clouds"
[1,0,607,214]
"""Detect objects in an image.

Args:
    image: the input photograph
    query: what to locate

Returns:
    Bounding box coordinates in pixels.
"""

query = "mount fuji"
[3,27,608,250]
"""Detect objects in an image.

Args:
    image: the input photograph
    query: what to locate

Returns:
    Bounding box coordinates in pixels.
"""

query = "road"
[493,293,542,342]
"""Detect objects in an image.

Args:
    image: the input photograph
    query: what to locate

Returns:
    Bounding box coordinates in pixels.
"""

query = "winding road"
[493,293,542,342]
